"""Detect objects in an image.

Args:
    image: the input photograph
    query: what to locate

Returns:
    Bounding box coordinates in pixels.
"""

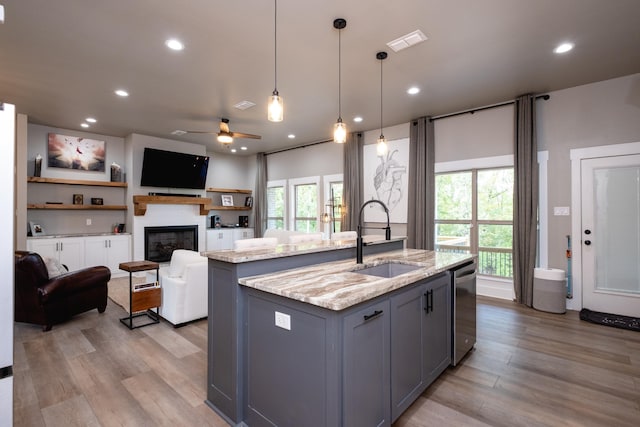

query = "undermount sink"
[353,262,422,278]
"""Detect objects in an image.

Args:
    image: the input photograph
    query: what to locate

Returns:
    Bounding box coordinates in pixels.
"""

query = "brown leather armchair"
[14,251,111,331]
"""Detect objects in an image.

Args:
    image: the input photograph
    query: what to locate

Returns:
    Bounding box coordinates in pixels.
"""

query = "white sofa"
[287,233,324,244]
[330,231,357,240]
[263,229,305,244]
[146,249,208,326]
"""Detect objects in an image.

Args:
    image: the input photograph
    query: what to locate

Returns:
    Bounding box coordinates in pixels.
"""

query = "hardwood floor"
[13,296,640,426]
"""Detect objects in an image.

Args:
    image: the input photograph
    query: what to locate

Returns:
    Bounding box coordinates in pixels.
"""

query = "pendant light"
[376,51,388,156]
[333,18,347,144]
[268,0,284,122]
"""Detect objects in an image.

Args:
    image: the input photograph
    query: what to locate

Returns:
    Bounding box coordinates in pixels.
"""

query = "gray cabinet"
[343,299,390,427]
[390,273,451,421]
[423,273,451,386]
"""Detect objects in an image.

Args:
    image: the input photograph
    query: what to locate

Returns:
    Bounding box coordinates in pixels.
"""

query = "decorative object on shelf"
[267,0,283,122]
[47,133,105,171]
[333,18,347,144]
[73,194,84,205]
[221,194,234,207]
[91,197,103,205]
[244,196,253,208]
[239,215,249,228]
[375,51,388,156]
[29,221,45,236]
[34,154,42,177]
[114,223,125,233]
[110,162,122,182]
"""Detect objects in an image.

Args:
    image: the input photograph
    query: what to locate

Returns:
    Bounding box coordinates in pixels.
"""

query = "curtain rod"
[429,94,550,122]
[265,138,332,155]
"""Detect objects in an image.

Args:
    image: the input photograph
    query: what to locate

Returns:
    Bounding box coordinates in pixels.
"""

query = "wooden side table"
[119,260,161,329]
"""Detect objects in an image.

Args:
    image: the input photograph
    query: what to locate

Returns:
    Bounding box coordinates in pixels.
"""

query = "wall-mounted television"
[140,147,209,189]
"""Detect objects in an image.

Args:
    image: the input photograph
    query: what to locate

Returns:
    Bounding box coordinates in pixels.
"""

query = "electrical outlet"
[275,311,291,330]
[86,218,92,226]
[553,207,570,216]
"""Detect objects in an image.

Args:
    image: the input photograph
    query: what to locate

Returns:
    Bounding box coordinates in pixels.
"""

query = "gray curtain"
[343,132,363,231]
[513,94,538,306]
[254,152,268,237]
[407,117,435,249]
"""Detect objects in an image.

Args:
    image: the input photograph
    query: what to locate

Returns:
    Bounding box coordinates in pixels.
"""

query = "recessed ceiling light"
[115,89,129,97]
[240,146,248,151]
[554,42,574,54]
[288,134,295,139]
[407,87,420,95]
[165,38,184,51]
[230,148,237,153]
[353,116,363,123]
[81,123,89,128]
[171,130,187,135]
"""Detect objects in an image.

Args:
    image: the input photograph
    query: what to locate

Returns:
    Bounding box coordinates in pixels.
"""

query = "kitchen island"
[205,240,473,426]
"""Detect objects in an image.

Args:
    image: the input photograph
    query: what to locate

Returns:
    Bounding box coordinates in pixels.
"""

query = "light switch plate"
[275,311,291,330]
[553,206,570,216]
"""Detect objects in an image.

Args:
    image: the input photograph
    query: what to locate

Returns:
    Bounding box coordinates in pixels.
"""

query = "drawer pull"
[363,310,383,321]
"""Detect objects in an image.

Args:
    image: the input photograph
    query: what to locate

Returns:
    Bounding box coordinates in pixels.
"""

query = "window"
[289,177,320,232]
[267,180,286,230]
[436,167,514,278]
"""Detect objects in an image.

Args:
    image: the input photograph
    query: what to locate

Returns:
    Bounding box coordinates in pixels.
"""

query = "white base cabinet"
[27,234,131,275]
[206,228,254,250]
[84,235,131,276]
[27,237,85,272]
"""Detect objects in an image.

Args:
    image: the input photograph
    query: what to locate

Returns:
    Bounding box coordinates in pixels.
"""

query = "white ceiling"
[1,0,639,155]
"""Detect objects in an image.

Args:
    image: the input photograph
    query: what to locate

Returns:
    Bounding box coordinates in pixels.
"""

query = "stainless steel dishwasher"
[452,260,477,366]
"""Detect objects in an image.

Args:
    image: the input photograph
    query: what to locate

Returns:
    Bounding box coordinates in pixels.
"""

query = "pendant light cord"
[338,27,342,119]
[274,0,278,93]
[379,56,383,137]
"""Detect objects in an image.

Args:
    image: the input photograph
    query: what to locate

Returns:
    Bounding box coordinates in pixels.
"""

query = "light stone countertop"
[203,235,407,264]
[238,249,475,311]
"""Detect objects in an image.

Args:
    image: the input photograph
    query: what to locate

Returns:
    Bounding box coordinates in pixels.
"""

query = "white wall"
[267,140,343,180]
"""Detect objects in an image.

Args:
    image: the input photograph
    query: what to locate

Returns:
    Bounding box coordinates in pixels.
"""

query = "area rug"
[108,276,146,314]
[579,308,640,332]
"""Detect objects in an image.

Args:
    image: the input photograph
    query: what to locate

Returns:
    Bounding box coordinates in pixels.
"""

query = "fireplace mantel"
[133,195,212,216]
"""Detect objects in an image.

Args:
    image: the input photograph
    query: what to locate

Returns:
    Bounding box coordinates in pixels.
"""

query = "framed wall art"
[221,194,234,207]
[47,133,106,171]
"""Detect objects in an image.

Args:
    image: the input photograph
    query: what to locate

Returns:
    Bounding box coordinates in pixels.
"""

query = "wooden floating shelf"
[133,195,212,216]
[205,205,252,211]
[28,176,127,188]
[206,187,252,194]
[27,204,127,211]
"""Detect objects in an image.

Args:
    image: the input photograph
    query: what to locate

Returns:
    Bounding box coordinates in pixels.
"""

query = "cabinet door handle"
[60,242,63,251]
[363,310,383,321]
[424,290,433,313]
[105,240,108,248]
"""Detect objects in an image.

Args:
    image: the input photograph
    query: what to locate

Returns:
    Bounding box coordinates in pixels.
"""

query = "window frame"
[288,176,320,232]
[266,179,287,230]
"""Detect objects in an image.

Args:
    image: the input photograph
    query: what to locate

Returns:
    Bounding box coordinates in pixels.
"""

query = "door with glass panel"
[581,155,640,317]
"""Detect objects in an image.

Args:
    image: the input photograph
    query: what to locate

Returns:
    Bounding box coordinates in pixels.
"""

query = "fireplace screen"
[144,225,198,262]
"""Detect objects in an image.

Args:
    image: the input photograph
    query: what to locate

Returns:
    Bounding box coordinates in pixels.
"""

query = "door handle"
[585,240,591,245]
[363,310,383,321]
[424,289,434,313]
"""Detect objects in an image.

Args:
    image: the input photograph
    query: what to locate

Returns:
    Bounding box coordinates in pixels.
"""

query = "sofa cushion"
[42,256,67,278]
[167,249,206,278]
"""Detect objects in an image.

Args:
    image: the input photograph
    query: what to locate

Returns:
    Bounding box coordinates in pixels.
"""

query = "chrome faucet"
[356,199,391,264]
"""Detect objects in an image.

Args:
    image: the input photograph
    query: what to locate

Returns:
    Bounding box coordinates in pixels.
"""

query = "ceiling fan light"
[268,92,284,122]
[217,134,233,144]
[333,119,347,144]
[376,135,388,156]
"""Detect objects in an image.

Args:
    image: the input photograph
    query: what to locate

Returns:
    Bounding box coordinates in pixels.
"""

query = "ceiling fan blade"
[230,132,262,140]
[185,130,216,134]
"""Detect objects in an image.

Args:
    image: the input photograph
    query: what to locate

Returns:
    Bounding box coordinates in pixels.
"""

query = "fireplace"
[144,225,198,262]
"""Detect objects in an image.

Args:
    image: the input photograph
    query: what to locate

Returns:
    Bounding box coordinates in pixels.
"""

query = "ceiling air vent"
[387,30,428,53]
[234,100,256,110]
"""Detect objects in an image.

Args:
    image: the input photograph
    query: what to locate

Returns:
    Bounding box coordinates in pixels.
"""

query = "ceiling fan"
[187,118,261,145]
